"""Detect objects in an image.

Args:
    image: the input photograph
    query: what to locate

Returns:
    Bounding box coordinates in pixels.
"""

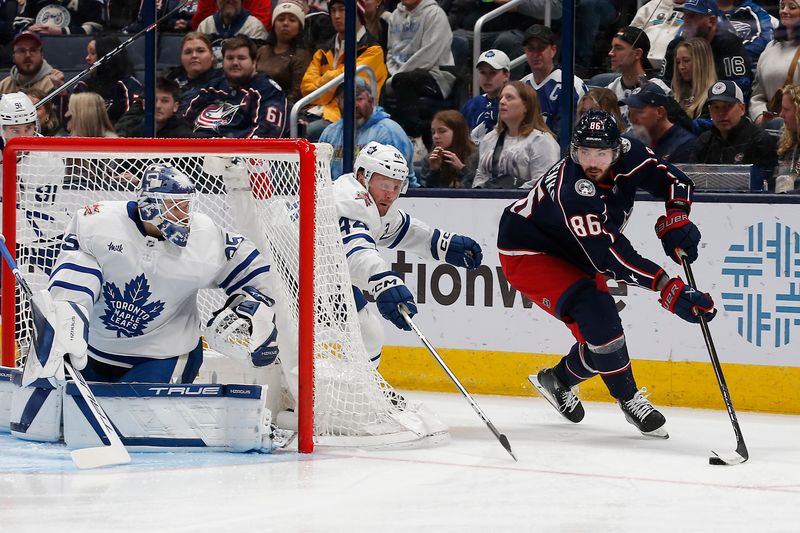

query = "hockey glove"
[430,230,483,270]
[368,272,417,331]
[659,277,716,324]
[655,209,701,264]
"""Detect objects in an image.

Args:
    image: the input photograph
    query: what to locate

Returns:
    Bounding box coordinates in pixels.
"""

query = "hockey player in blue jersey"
[26,163,279,386]
[498,110,716,438]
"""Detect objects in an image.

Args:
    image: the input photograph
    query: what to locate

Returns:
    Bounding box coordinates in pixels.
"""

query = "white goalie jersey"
[333,173,437,288]
[47,200,272,362]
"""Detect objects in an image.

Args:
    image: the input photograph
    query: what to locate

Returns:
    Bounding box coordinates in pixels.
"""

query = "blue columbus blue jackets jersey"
[497,138,694,291]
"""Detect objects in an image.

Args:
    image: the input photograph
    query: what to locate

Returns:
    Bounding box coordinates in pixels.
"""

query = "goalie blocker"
[0,368,289,452]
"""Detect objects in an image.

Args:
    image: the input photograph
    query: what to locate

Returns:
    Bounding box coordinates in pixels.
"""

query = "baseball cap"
[12,31,42,48]
[675,0,719,15]
[707,80,744,103]
[523,24,557,47]
[476,49,510,71]
[335,76,372,96]
[272,1,306,27]
[620,83,671,108]
[614,27,651,58]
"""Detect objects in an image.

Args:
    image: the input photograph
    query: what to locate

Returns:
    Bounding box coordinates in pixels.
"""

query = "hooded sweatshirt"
[386,0,455,97]
[0,59,58,94]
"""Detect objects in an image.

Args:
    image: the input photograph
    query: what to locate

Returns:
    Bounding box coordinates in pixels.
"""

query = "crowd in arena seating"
[0,0,798,193]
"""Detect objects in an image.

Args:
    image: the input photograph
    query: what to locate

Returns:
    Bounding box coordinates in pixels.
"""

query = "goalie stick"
[35,0,192,110]
[681,258,749,466]
[399,305,518,461]
[0,236,131,469]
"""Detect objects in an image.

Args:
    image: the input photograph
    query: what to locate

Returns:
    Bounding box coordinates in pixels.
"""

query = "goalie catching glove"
[659,277,716,323]
[368,272,417,331]
[655,209,701,264]
[430,230,483,270]
[205,286,279,367]
[23,290,89,386]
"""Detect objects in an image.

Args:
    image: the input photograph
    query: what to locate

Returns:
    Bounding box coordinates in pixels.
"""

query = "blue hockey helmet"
[571,110,622,164]
[137,163,196,247]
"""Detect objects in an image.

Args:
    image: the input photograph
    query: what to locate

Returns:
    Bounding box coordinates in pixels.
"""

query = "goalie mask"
[0,92,40,143]
[355,141,409,195]
[570,110,622,167]
[137,163,196,247]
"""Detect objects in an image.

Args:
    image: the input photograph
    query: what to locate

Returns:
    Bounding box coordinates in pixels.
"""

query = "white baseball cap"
[476,49,510,71]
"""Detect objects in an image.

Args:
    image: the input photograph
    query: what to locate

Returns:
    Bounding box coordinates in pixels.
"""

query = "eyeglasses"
[13,47,41,55]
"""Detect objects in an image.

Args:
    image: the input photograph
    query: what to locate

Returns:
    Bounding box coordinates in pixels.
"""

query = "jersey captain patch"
[575,179,596,197]
[100,274,166,337]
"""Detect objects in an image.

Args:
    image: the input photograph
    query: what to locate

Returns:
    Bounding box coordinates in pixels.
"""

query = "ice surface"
[0,392,797,532]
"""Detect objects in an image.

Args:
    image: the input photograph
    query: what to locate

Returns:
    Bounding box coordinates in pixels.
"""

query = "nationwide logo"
[100,274,165,337]
[721,222,800,348]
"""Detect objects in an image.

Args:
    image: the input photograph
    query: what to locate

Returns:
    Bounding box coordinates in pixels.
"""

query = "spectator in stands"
[420,109,477,188]
[623,83,697,163]
[607,27,672,123]
[23,88,59,136]
[16,0,103,35]
[129,0,197,33]
[461,49,510,144]
[0,32,64,95]
[300,0,387,141]
[193,0,272,33]
[318,77,416,184]
[473,81,560,189]
[520,24,588,136]
[116,77,196,139]
[166,32,224,115]
[671,37,716,120]
[65,92,117,137]
[185,35,287,139]
[694,81,777,183]
[716,0,774,68]
[383,0,455,140]
[661,0,752,100]
[73,34,144,124]
[197,0,268,50]
[631,0,684,72]
[750,0,800,126]
[256,1,311,107]
[577,87,627,131]
[775,83,800,193]
[362,0,389,51]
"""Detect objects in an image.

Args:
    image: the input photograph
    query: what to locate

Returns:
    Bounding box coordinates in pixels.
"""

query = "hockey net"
[0,138,447,453]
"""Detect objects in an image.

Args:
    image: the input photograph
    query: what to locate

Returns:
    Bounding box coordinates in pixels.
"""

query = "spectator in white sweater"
[473,81,560,189]
[751,0,800,125]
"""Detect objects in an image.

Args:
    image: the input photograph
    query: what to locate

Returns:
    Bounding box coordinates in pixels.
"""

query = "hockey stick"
[681,259,749,466]
[35,0,192,110]
[0,236,130,469]
[399,305,518,461]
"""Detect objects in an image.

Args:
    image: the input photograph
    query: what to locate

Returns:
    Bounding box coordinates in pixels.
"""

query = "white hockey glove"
[204,156,250,191]
[205,286,279,367]
[23,290,89,387]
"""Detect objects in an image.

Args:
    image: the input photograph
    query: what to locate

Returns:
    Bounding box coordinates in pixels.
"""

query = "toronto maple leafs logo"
[100,274,165,337]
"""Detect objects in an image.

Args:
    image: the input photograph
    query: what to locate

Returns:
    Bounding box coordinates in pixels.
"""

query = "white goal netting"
[2,138,447,450]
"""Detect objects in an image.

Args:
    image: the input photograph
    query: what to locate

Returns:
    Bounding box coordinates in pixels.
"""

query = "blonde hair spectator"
[776,84,800,192]
[671,37,716,119]
[66,92,117,137]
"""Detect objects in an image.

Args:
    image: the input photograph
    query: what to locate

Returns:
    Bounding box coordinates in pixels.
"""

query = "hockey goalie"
[6,162,289,453]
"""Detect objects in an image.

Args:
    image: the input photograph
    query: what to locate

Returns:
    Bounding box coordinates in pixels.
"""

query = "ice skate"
[529,368,585,423]
[618,388,668,438]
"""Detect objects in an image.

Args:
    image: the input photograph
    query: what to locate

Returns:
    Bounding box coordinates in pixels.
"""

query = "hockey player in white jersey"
[333,142,483,366]
[28,162,280,385]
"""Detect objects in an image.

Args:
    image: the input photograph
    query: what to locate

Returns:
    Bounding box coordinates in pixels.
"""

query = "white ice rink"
[1,390,798,533]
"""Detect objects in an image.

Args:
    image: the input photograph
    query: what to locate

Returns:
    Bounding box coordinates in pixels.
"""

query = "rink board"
[380,193,800,414]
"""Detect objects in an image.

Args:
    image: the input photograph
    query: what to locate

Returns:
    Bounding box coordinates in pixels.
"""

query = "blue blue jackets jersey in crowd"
[184,73,287,139]
[318,106,418,187]
[498,137,694,291]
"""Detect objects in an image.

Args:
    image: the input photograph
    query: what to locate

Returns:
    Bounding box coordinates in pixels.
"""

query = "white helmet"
[0,92,39,142]
[354,141,409,194]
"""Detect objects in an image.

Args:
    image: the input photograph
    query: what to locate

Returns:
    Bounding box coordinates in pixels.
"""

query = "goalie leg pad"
[63,382,274,452]
[9,372,63,442]
[358,306,384,367]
